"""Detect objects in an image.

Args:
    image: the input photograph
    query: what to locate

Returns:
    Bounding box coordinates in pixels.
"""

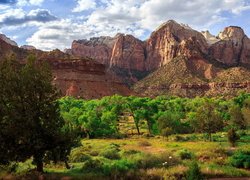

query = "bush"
[135,153,161,169]
[229,151,250,169]
[69,150,91,163]
[89,150,99,156]
[176,149,193,160]
[174,135,186,142]
[129,152,177,169]
[100,148,120,160]
[138,140,151,147]
[243,161,250,169]
[122,150,141,157]
[81,158,104,172]
[186,161,203,180]
[103,159,136,176]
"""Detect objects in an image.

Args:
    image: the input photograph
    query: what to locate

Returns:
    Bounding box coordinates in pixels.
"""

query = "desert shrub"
[138,140,151,147]
[100,148,120,160]
[158,152,179,167]
[243,161,250,169]
[69,149,91,163]
[229,151,250,169]
[130,153,161,169]
[109,143,121,149]
[130,152,177,169]
[122,149,141,157]
[186,161,203,180]
[173,135,186,142]
[185,134,199,141]
[102,159,136,176]
[176,149,193,160]
[81,158,104,172]
[88,150,99,156]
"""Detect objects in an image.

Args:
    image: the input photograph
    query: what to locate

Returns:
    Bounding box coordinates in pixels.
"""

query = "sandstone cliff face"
[50,59,133,99]
[71,36,116,65]
[71,34,146,71]
[110,34,146,71]
[209,26,250,66]
[145,20,208,70]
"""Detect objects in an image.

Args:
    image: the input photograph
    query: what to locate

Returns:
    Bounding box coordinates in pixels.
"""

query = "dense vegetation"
[59,93,250,140]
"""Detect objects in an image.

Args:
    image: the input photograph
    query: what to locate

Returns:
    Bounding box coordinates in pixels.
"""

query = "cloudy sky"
[0,0,250,51]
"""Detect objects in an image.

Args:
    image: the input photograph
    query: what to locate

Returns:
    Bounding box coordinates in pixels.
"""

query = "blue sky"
[0,0,250,50]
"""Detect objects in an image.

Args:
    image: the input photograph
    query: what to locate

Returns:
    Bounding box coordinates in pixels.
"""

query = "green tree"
[194,100,224,141]
[229,105,246,130]
[0,56,75,172]
[242,98,250,128]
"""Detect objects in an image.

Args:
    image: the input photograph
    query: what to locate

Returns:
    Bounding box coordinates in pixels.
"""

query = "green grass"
[1,132,250,179]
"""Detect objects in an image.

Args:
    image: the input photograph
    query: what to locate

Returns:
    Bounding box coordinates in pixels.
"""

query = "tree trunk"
[135,123,140,135]
[146,120,152,135]
[36,159,43,172]
[34,154,44,173]
[65,160,70,169]
[209,133,212,142]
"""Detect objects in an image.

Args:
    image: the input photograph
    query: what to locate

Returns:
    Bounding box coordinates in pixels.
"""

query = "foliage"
[100,148,121,160]
[229,105,246,129]
[0,55,76,172]
[175,149,193,160]
[186,161,203,180]
[58,93,250,139]
[193,99,224,141]
[229,151,250,169]
[81,158,104,173]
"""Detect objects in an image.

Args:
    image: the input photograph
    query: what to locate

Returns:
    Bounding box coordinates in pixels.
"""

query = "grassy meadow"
[1,131,249,180]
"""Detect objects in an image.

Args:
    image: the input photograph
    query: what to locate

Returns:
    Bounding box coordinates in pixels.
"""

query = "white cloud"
[72,0,96,12]
[17,0,44,6]
[0,8,57,26]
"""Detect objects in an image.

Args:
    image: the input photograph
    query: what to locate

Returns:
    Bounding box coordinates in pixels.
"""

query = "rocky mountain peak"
[201,30,220,45]
[20,45,36,50]
[0,34,18,47]
[218,26,245,41]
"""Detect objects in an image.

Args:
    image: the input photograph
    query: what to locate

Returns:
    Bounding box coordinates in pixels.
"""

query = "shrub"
[176,149,193,160]
[89,150,99,156]
[138,140,151,147]
[186,161,203,180]
[100,148,120,160]
[122,150,141,157]
[103,159,136,176]
[81,158,104,172]
[229,151,250,169]
[174,135,186,142]
[69,150,91,163]
[243,161,250,169]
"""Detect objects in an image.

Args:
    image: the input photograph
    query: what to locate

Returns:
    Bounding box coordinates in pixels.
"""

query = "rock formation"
[48,59,133,99]
[0,36,133,99]
[0,34,18,47]
[209,26,250,66]
[20,45,36,50]
[1,20,250,98]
